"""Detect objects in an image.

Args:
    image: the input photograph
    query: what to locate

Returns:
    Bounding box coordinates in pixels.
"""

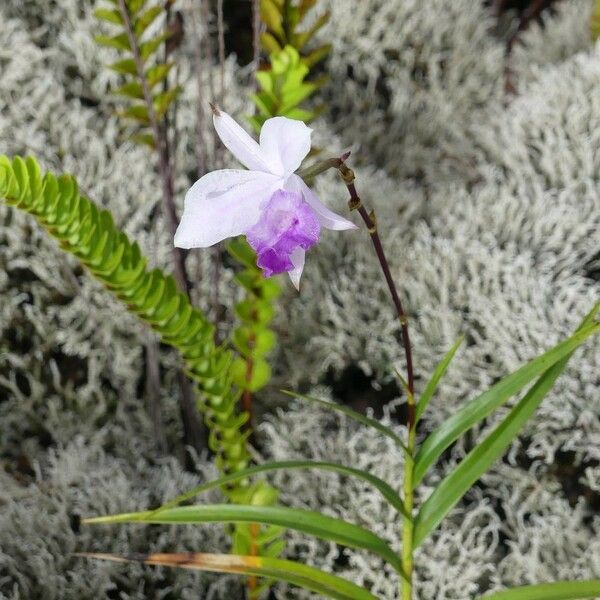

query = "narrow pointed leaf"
[153,86,181,119]
[482,579,600,600]
[283,390,409,456]
[414,322,600,486]
[146,62,174,88]
[416,336,464,422]
[78,552,377,600]
[134,5,163,37]
[94,8,123,24]
[117,104,150,124]
[112,81,144,100]
[108,58,137,75]
[413,311,599,546]
[303,44,333,68]
[83,504,403,573]
[140,32,169,60]
[95,33,130,50]
[153,459,407,518]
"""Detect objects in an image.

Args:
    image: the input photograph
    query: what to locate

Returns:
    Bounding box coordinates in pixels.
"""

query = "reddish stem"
[338,163,415,427]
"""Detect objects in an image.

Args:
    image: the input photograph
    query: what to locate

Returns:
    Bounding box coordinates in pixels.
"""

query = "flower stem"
[336,162,415,399]
[335,160,416,598]
[402,395,416,600]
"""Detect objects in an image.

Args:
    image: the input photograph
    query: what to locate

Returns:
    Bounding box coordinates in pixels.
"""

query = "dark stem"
[117,0,190,296]
[337,162,415,426]
[145,336,166,454]
[217,0,226,103]
[117,0,208,458]
[190,0,208,177]
[251,0,261,70]
[210,0,226,336]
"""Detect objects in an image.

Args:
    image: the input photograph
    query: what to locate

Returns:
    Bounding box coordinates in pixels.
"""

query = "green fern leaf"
[0,155,250,480]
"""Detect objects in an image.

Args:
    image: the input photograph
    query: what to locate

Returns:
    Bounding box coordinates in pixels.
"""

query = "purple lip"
[246,189,320,277]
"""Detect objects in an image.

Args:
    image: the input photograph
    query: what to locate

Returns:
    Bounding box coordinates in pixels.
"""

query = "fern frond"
[0,155,249,477]
[94,0,179,147]
[249,45,321,131]
[260,0,330,67]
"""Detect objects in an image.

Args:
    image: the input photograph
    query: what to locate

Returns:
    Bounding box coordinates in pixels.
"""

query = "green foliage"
[249,45,322,131]
[591,0,600,40]
[413,323,600,486]
[83,304,599,598]
[0,155,249,478]
[80,552,378,600]
[260,0,332,68]
[483,579,600,600]
[94,0,180,147]
[85,504,403,571]
[415,337,464,423]
[150,459,407,519]
[283,390,409,455]
[228,238,280,394]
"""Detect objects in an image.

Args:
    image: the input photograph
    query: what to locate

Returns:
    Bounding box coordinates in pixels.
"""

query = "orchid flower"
[174,108,357,289]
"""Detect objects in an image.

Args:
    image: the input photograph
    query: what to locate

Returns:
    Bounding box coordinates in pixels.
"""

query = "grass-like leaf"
[482,579,600,600]
[414,320,600,485]
[415,336,464,423]
[77,552,377,600]
[413,308,600,546]
[283,390,409,456]
[83,504,404,574]
[153,459,408,518]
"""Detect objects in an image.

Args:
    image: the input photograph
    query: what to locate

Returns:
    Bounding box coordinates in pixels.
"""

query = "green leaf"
[413,323,600,486]
[303,43,332,68]
[95,33,130,50]
[235,300,274,324]
[227,238,257,268]
[482,580,600,600]
[84,504,403,573]
[415,336,464,422]
[294,11,330,50]
[107,58,137,75]
[281,106,314,121]
[280,83,317,114]
[117,104,150,124]
[130,133,156,148]
[134,5,163,37]
[413,314,600,547]
[153,459,407,518]
[112,81,144,100]
[233,327,277,358]
[146,62,174,89]
[591,0,600,40]
[283,390,409,456]
[78,552,378,600]
[261,31,283,54]
[231,356,271,392]
[140,31,169,61]
[126,0,147,15]
[250,91,278,117]
[153,86,181,119]
[261,0,285,40]
[93,8,123,24]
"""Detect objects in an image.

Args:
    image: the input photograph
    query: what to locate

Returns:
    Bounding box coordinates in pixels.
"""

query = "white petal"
[260,117,312,177]
[175,170,282,248]
[287,175,358,231]
[288,247,305,291]
[213,110,276,173]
